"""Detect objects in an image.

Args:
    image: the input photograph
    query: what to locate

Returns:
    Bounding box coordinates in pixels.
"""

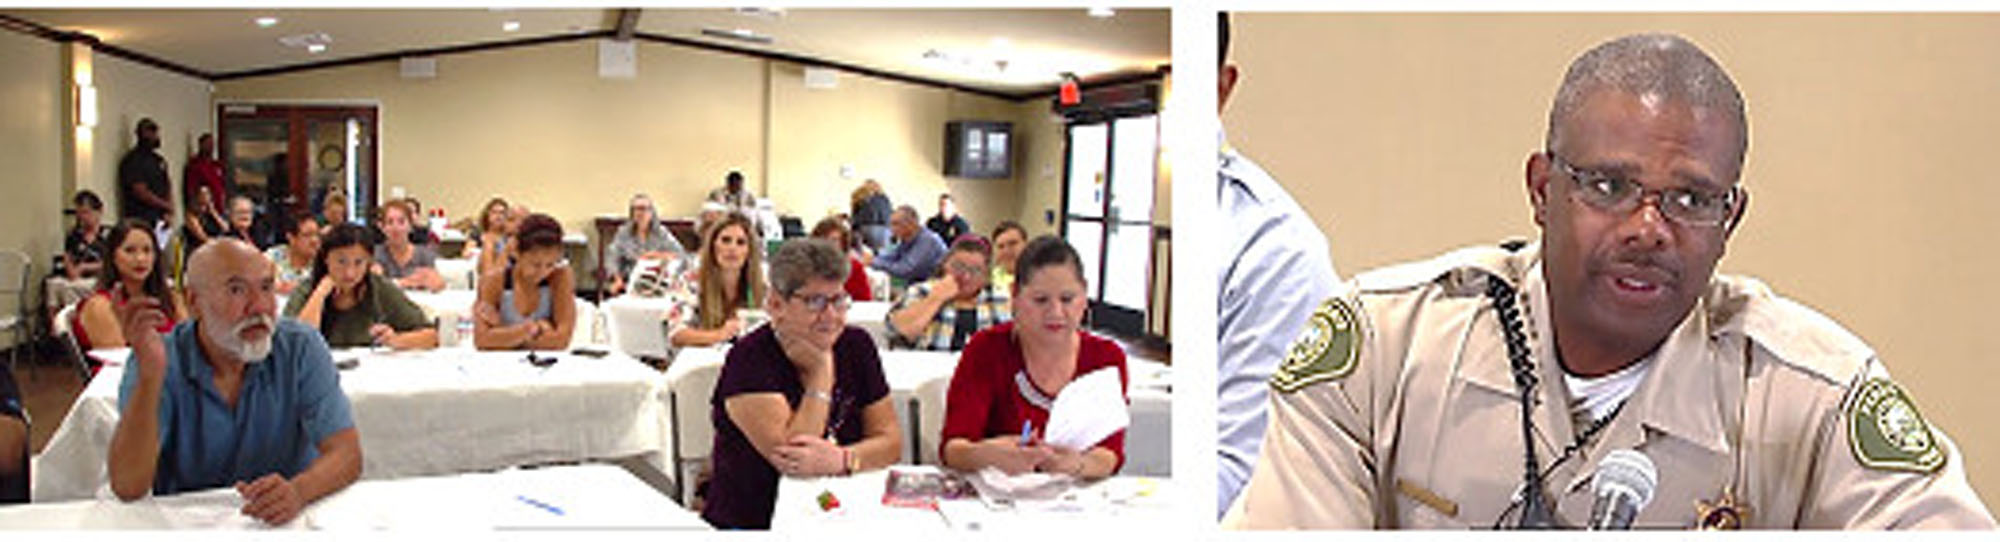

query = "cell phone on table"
[570,347,609,358]
[525,351,559,368]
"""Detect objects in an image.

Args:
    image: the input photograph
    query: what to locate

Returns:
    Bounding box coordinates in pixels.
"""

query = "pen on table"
[516,495,565,516]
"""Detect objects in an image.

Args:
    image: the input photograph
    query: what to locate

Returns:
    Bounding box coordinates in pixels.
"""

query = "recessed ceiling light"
[255,16,278,27]
[733,7,785,19]
[1088,7,1115,18]
[502,21,521,32]
[700,27,774,45]
[306,43,326,54]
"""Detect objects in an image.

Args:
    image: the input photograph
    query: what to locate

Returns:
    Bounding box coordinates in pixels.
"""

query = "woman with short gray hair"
[703,238,900,529]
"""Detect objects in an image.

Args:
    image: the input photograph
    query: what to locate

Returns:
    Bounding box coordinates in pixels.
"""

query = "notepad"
[1041,367,1129,451]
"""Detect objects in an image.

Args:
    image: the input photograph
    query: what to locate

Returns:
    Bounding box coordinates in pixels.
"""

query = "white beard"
[204,314,276,364]
[234,333,274,363]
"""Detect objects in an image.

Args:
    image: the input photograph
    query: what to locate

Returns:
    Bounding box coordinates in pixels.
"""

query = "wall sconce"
[76,84,97,128]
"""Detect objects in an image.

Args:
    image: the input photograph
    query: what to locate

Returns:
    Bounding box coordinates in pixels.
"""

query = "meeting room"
[0,7,1173,531]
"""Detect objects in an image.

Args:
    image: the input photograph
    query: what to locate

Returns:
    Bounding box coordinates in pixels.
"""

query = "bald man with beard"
[107,238,360,526]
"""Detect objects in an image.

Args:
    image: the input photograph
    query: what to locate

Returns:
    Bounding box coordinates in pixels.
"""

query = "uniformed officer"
[1223,33,1996,529]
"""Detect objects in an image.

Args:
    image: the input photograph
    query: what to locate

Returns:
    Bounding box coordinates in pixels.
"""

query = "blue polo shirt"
[118,318,355,496]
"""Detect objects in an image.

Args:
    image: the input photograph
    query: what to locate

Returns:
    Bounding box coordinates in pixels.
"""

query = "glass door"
[1061,114,1161,337]
[219,103,379,246]
[1063,123,1109,301]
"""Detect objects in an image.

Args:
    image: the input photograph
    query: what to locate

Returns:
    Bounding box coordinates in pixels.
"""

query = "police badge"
[1848,378,1945,473]
[1269,297,1360,394]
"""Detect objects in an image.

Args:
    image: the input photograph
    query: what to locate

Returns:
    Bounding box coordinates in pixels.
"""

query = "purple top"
[701,325,889,530]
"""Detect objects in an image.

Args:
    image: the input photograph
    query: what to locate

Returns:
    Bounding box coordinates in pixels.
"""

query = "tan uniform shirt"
[1225,242,1995,529]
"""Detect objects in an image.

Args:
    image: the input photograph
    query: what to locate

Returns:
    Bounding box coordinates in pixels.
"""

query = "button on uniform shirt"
[118,319,355,496]
[1216,141,1340,517]
[1224,243,1996,529]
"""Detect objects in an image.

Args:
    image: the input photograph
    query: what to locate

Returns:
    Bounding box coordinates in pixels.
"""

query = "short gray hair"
[1546,33,1748,171]
[893,205,919,222]
[767,238,850,297]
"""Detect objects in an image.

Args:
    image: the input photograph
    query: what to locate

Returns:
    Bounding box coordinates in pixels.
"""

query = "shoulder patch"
[1270,297,1361,394]
[1847,378,1945,473]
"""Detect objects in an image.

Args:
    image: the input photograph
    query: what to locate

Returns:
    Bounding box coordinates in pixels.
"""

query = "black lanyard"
[1486,276,1628,529]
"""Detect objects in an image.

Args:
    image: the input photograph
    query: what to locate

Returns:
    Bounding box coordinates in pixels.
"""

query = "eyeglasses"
[1547,151,1740,228]
[948,260,989,276]
[788,292,852,313]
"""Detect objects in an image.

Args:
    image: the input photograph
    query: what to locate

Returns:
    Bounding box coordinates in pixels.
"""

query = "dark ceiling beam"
[631,31,1019,102]
[214,30,611,81]
[0,13,213,80]
[612,8,641,41]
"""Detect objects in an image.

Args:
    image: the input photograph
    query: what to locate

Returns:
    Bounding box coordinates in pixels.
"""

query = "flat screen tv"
[943,121,1012,179]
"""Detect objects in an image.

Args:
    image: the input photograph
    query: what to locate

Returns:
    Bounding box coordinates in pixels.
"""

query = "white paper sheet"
[1041,367,1128,452]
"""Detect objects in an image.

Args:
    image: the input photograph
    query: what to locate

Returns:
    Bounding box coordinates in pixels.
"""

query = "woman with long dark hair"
[285,223,436,349]
[72,220,185,355]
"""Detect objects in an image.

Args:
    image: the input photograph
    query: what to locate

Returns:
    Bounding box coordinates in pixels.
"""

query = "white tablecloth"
[0,464,707,530]
[664,343,1171,473]
[770,466,1173,532]
[33,346,671,503]
[404,289,481,319]
[602,295,678,359]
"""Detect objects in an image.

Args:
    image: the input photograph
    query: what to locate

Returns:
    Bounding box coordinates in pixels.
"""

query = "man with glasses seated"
[885,236,1010,351]
[1225,33,1993,529]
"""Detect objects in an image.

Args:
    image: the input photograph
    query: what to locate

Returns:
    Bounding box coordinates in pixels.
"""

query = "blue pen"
[516,495,565,516]
[1019,419,1033,446]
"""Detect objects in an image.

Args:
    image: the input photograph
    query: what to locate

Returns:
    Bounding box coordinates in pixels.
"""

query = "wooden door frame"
[216,103,380,221]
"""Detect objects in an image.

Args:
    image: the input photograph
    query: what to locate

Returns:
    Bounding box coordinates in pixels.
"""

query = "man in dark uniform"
[118,118,174,228]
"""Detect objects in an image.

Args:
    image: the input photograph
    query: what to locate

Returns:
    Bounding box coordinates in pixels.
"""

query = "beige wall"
[216,39,765,236]
[88,52,213,223]
[0,29,65,347]
[1013,98,1068,237]
[764,60,1027,236]
[215,39,1055,262]
[1226,12,2000,508]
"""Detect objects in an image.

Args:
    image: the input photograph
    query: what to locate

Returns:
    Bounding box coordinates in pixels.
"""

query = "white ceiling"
[0,7,1169,96]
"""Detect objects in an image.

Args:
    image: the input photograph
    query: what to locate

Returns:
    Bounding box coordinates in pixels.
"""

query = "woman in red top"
[72,220,184,358]
[811,217,873,302]
[939,235,1126,478]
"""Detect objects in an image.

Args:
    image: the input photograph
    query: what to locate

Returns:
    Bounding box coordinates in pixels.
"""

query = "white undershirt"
[1563,354,1656,422]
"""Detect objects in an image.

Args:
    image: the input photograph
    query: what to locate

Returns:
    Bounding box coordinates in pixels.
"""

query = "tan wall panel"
[215,39,765,237]
[766,61,1026,236]
[90,53,213,224]
[1226,12,2000,508]
[216,39,1059,257]
[0,30,66,345]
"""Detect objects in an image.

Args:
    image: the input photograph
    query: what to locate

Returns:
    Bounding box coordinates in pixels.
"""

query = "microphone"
[1587,449,1657,530]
